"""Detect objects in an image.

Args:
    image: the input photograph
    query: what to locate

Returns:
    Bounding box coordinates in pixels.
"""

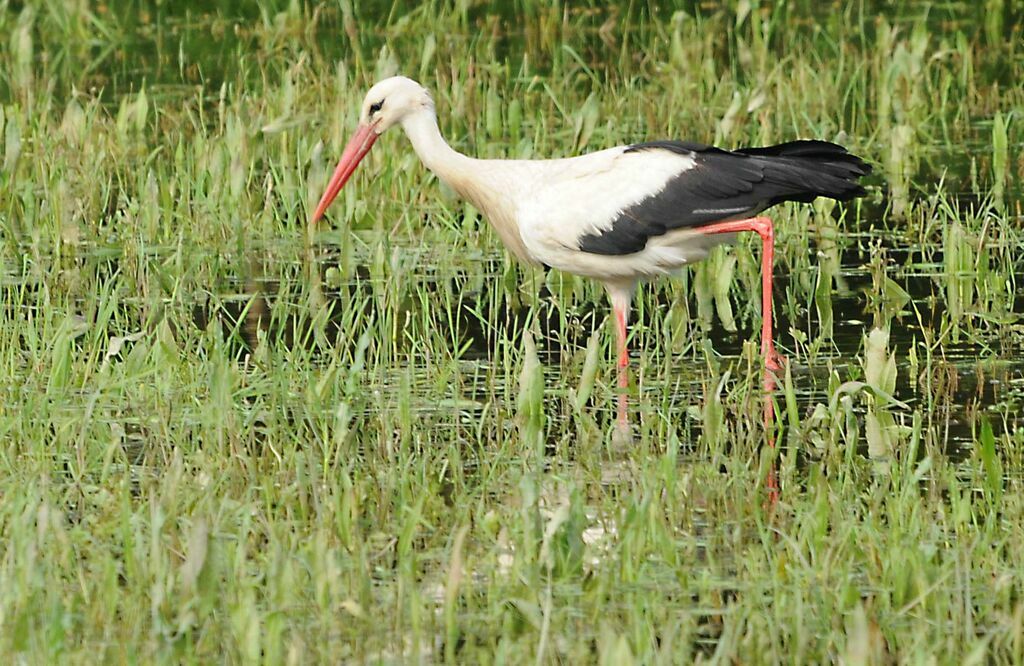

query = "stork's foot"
[610,397,637,452]
[612,419,634,448]
[613,396,634,447]
[765,469,780,511]
[762,347,786,392]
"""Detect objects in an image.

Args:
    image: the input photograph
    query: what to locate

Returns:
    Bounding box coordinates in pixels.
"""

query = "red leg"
[697,216,781,504]
[608,288,632,431]
[697,216,783,385]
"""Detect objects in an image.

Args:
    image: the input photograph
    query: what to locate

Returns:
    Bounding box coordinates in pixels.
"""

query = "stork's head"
[359,76,434,132]
[311,76,433,223]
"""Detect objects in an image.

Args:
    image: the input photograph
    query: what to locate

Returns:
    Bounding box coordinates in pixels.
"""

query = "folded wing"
[576,140,872,256]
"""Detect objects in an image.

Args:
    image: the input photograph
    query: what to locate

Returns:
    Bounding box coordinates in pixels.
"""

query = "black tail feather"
[735,140,872,203]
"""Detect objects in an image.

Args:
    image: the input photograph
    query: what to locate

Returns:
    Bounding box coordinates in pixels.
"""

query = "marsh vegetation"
[0,0,1023,662]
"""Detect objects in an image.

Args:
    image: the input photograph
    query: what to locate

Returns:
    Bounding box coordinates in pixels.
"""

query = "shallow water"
[20,221,1004,462]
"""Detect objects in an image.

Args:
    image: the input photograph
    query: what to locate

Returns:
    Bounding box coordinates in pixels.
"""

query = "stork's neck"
[399,107,537,264]
[400,108,475,184]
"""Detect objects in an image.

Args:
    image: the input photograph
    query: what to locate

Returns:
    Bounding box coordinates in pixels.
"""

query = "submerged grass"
[1,0,1024,662]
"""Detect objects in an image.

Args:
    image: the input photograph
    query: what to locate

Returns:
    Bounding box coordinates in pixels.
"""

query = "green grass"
[1,0,1024,662]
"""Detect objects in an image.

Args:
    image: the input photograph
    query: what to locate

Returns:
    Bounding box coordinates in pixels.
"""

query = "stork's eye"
[369,100,384,114]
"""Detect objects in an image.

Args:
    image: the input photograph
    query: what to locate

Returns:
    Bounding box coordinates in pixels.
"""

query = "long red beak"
[310,123,379,223]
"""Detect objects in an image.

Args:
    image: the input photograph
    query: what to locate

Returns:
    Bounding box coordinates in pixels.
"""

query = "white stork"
[311,76,871,429]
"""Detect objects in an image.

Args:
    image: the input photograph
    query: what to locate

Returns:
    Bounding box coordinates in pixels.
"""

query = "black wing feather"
[577,140,871,256]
